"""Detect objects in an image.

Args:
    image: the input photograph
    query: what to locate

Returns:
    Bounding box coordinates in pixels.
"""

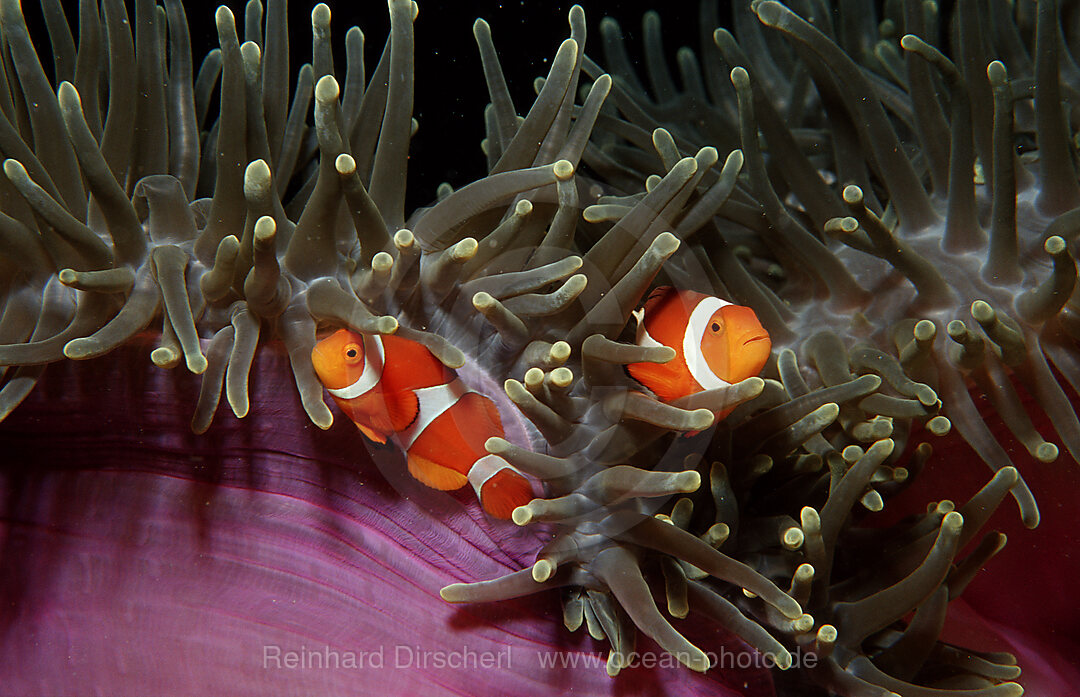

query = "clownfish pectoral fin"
[382,389,420,432]
[626,361,686,403]
[407,453,469,491]
[479,467,535,520]
[354,421,388,444]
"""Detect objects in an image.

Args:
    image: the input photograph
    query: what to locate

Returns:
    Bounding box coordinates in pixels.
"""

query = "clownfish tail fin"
[468,454,534,520]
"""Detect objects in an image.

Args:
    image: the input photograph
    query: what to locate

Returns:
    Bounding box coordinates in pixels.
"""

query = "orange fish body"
[312,329,534,519]
[627,287,771,421]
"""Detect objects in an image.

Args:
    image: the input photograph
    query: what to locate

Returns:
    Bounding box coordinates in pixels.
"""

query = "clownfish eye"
[711,322,722,333]
[343,343,362,364]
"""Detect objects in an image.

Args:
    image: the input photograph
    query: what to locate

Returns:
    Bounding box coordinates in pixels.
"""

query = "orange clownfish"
[627,287,771,420]
[311,329,534,519]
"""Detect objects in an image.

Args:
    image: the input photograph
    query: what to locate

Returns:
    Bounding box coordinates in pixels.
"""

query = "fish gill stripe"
[394,378,471,451]
[328,333,386,400]
[683,295,732,391]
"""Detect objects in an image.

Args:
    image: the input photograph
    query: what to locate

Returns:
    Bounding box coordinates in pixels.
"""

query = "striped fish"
[627,287,771,420]
[312,329,534,519]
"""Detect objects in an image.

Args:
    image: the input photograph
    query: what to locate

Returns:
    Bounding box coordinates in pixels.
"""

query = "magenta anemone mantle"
[0,1,1078,696]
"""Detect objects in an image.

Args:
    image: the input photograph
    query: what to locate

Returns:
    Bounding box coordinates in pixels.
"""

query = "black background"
[181,0,705,210]
[22,1,934,212]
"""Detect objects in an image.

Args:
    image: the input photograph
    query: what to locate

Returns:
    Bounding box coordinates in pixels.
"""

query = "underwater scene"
[0,0,1078,695]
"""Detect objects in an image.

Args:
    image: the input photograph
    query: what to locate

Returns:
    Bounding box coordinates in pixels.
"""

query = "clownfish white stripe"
[467,454,526,497]
[328,333,385,400]
[394,378,471,450]
[683,295,732,391]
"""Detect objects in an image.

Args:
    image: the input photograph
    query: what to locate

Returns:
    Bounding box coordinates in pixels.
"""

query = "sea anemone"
[2,338,782,696]
[0,0,1075,695]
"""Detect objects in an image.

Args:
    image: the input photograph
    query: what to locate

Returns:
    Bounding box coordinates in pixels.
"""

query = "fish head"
[700,304,771,384]
[311,328,366,390]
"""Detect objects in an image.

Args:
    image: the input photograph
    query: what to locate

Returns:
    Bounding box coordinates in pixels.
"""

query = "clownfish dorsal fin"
[478,391,503,432]
[645,285,672,305]
[382,389,420,432]
[407,452,469,490]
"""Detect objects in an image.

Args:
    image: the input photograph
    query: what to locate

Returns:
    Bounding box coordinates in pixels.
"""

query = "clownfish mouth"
[741,334,770,346]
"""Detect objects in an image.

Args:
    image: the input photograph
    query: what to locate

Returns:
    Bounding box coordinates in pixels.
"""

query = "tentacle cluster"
[0,0,593,436]
[0,1,1063,695]
[445,1,1061,694]
[584,0,1080,529]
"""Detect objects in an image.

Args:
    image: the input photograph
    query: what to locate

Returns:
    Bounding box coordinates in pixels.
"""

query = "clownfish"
[627,287,771,420]
[311,329,534,520]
